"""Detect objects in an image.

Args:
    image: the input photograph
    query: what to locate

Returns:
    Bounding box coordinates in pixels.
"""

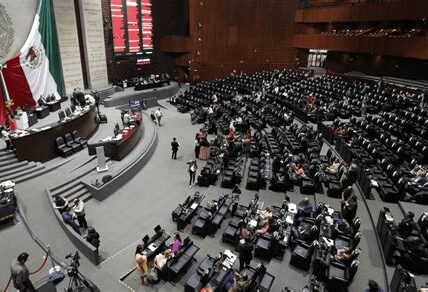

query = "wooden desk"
[11,105,99,162]
[111,124,143,161]
[87,123,143,161]
[47,101,61,112]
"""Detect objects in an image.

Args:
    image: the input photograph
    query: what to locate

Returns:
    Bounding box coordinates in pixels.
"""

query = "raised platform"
[45,113,158,264]
[102,82,179,108]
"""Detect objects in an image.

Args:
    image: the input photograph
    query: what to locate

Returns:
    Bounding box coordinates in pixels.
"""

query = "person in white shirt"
[155,108,163,126]
[154,249,172,269]
[207,106,213,115]
[72,198,87,229]
[1,127,11,150]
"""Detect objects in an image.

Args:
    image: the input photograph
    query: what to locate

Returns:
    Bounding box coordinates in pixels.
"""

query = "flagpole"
[0,64,11,102]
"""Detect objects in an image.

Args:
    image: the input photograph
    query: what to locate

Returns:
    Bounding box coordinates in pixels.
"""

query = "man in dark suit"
[237,238,254,271]
[171,137,179,159]
[341,194,358,223]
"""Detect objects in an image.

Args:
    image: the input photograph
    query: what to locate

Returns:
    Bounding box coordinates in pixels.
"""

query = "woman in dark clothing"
[86,227,100,248]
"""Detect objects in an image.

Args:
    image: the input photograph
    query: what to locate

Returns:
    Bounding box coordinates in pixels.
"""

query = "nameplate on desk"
[249,219,258,228]
[148,243,157,252]
[288,203,297,213]
[370,180,379,187]
[41,127,51,131]
[322,237,334,247]
[190,203,198,210]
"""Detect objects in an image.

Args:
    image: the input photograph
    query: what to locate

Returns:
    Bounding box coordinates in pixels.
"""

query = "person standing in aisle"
[155,108,163,126]
[187,160,198,187]
[171,137,179,159]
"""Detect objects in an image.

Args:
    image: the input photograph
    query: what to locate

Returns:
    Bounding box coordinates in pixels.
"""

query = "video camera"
[65,251,81,277]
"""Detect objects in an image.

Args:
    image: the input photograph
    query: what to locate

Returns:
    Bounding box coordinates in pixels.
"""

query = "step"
[0,162,37,180]
[77,191,92,203]
[0,161,29,173]
[0,150,15,158]
[50,180,82,195]
[64,186,89,202]
[0,152,15,162]
[58,184,87,200]
[0,157,19,168]
[0,164,45,182]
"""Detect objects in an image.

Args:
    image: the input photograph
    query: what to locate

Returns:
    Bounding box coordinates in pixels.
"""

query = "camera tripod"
[65,267,93,292]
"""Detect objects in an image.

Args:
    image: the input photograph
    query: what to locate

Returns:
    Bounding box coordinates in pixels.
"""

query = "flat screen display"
[110,0,153,63]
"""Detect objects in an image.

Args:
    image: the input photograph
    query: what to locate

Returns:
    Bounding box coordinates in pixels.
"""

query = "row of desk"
[11,104,99,162]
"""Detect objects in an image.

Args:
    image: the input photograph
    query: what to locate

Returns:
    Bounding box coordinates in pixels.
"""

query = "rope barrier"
[3,250,50,292]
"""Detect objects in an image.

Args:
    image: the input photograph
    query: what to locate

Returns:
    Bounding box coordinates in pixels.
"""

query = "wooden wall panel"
[326,51,428,80]
[188,0,298,80]
[293,34,428,60]
[295,1,428,23]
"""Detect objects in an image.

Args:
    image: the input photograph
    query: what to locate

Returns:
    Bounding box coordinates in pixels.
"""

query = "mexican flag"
[1,0,64,110]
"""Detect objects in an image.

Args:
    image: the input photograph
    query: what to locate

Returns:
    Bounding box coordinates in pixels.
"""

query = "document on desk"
[148,243,157,252]
[371,180,379,187]
[190,202,198,210]
[286,215,294,224]
[288,203,297,214]
[249,219,258,228]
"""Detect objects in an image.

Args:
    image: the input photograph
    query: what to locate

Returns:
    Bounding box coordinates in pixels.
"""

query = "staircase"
[49,181,93,205]
[0,151,46,183]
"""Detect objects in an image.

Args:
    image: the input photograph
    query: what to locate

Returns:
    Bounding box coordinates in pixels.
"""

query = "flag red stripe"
[3,55,36,109]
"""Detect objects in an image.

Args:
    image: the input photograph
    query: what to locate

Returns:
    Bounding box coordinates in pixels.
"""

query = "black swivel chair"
[326,259,359,290]
[56,137,73,157]
[290,240,319,270]
[65,107,72,117]
[334,231,362,250]
[64,133,82,153]
[58,110,66,121]
[72,130,88,148]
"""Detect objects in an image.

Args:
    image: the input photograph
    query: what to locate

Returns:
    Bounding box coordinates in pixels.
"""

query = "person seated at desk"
[332,247,353,263]
[397,211,419,238]
[38,95,47,106]
[295,153,306,166]
[295,197,314,221]
[229,271,251,292]
[290,221,315,243]
[254,217,274,240]
[333,218,352,238]
[293,163,307,179]
[405,172,428,196]
[258,206,273,222]
[154,249,172,270]
[325,158,341,174]
[170,232,182,254]
[53,194,68,213]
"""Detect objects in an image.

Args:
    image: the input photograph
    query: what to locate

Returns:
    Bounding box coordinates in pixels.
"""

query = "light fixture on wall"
[197,22,202,28]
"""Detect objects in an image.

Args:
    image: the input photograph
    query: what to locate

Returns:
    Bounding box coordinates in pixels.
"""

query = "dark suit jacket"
[237,242,254,261]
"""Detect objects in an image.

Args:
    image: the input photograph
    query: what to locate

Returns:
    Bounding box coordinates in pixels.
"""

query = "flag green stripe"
[39,0,64,96]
